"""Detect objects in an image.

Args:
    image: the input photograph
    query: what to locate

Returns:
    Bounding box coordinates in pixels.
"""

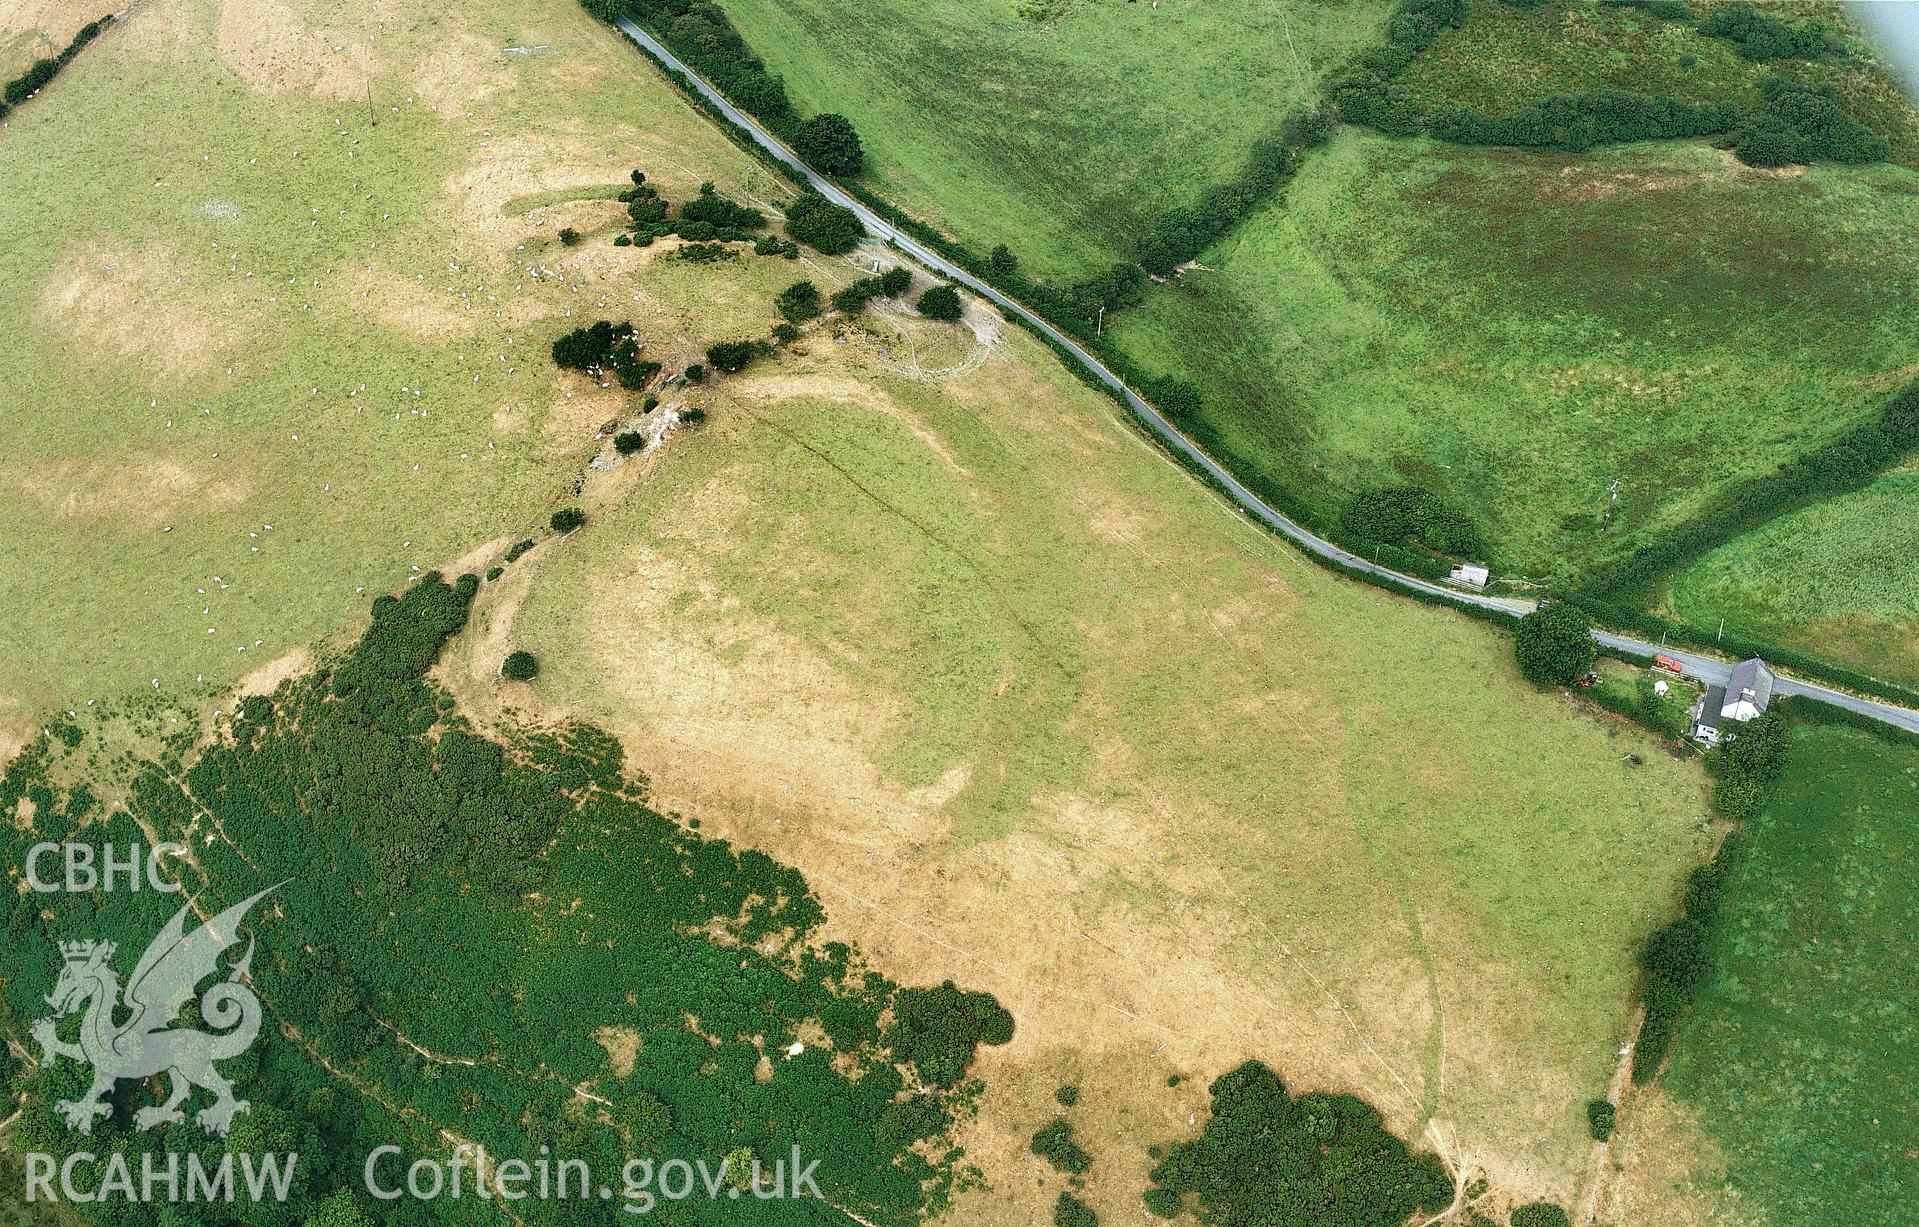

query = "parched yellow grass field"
[492,292,1718,1220]
[3,0,1727,1220]
[0,0,785,713]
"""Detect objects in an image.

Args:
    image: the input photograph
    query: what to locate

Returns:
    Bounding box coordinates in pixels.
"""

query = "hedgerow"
[1341,485,1486,560]
[1332,0,1885,170]
[0,16,110,119]
[590,0,870,186]
[1585,378,1919,601]
[1430,90,1739,152]
[1632,710,1789,1082]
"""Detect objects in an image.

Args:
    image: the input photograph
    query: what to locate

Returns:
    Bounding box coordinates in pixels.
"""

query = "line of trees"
[1632,708,1789,1082]
[1335,0,1888,169]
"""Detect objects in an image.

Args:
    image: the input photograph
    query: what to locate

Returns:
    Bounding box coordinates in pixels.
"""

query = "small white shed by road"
[1448,563,1489,590]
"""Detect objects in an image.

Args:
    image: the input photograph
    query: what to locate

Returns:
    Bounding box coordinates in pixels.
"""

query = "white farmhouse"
[1689,657,1775,745]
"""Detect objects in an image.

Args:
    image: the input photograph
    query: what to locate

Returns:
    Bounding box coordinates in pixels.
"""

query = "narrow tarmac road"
[613,16,1919,737]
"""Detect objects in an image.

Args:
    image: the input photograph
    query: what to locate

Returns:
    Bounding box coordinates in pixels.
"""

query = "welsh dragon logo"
[31,885,281,1137]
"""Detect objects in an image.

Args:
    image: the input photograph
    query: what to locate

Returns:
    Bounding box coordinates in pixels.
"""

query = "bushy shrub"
[484,565,504,581]
[1700,1,1834,61]
[501,650,541,682]
[705,339,763,373]
[678,181,763,231]
[916,285,962,321]
[612,233,633,246]
[1053,1191,1098,1227]
[675,241,733,263]
[776,280,822,322]
[1030,1121,1091,1175]
[1144,1061,1451,1226]
[832,278,883,314]
[1511,1204,1572,1227]
[883,980,1014,1088]
[772,322,800,343]
[550,507,586,533]
[1587,1099,1616,1140]
[683,363,706,383]
[552,320,635,373]
[785,192,864,255]
[608,334,661,390]
[679,406,707,425]
[558,227,582,246]
[1055,1084,1079,1108]
[878,266,912,297]
[1514,603,1596,686]
[795,112,864,175]
[1141,1188,1181,1218]
[503,538,535,563]
[1735,78,1889,166]
[1341,486,1486,558]
[614,431,645,455]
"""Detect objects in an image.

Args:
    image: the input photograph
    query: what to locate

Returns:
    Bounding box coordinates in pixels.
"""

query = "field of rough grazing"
[0,0,791,735]
[1,0,1727,1219]
[478,275,1718,1221]
[1667,470,1919,689]
[719,0,1387,281]
[1109,131,1919,579]
[1610,722,1919,1227]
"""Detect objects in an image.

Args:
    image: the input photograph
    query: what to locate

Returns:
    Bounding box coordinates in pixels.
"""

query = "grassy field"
[490,270,1716,1219]
[1613,722,1919,1225]
[1666,469,1919,689]
[0,0,790,722]
[1108,129,1919,578]
[718,0,1387,281]
[1402,0,1919,167]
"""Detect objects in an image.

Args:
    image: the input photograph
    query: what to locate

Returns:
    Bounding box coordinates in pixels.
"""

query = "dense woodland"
[0,577,1012,1225]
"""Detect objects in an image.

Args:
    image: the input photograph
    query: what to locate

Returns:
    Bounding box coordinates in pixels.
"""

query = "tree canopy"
[1514,603,1596,686]
[795,113,865,175]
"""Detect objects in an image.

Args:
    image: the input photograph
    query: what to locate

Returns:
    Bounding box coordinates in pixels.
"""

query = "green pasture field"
[1401,0,1919,167]
[1107,130,1919,579]
[0,0,775,714]
[718,0,1388,281]
[1667,470,1919,688]
[1661,721,1919,1225]
[513,288,1715,1209]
